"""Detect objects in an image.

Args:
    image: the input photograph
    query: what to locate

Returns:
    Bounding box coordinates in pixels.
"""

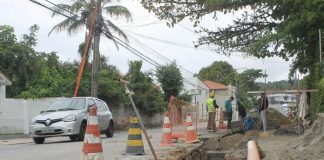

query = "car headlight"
[63,115,76,122]
[30,118,36,125]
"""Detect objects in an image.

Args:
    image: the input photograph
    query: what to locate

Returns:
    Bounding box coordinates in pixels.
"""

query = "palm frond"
[70,0,87,13]
[105,19,129,43]
[48,15,84,36]
[51,4,71,17]
[104,5,133,22]
[102,24,119,50]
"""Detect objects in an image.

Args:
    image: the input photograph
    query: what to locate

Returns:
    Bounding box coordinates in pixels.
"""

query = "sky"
[0,0,294,87]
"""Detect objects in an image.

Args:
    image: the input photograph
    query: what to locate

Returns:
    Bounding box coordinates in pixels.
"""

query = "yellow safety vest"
[207,98,215,112]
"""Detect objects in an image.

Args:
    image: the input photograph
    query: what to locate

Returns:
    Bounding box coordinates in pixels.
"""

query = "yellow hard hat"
[209,91,215,97]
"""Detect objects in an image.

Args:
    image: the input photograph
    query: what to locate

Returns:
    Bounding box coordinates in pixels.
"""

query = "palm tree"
[49,0,132,97]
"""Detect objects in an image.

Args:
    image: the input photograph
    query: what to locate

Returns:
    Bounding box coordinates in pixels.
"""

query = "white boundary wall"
[0,97,63,134]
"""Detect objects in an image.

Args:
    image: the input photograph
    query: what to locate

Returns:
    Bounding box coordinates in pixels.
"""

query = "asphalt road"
[0,128,162,160]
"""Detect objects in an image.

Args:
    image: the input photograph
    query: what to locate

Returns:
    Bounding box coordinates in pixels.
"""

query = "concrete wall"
[0,97,163,134]
[0,98,62,134]
[109,104,163,130]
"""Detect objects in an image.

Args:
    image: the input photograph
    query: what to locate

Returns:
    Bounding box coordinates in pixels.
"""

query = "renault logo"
[45,119,51,126]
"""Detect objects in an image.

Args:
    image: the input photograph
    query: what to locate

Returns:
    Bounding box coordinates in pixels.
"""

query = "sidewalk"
[0,134,32,145]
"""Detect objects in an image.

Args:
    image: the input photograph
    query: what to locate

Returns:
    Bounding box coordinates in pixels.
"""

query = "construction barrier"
[168,96,199,139]
[81,106,104,160]
[125,115,145,155]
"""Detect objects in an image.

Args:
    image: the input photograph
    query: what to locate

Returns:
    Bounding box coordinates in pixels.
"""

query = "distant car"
[29,97,114,144]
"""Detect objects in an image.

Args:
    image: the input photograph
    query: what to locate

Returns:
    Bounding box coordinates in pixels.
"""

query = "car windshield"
[47,98,86,111]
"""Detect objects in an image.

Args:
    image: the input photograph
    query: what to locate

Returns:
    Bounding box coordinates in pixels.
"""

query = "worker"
[243,115,255,132]
[236,99,247,130]
[258,92,269,131]
[206,92,219,131]
[224,96,234,129]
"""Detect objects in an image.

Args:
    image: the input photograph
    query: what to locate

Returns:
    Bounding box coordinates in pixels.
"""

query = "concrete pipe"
[247,140,260,160]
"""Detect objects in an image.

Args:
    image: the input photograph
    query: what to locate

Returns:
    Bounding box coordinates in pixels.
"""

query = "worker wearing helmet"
[206,92,219,131]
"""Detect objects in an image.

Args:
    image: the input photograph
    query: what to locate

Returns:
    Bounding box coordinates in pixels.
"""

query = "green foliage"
[236,69,264,109]
[50,0,132,97]
[156,62,183,100]
[98,65,126,106]
[198,61,237,85]
[125,60,166,115]
[178,92,192,103]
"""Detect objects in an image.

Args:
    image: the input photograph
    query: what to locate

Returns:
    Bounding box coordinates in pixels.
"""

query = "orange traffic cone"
[81,106,104,160]
[160,112,173,146]
[218,111,227,129]
[186,114,199,143]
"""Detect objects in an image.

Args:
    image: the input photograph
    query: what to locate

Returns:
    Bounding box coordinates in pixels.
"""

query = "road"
[0,128,162,160]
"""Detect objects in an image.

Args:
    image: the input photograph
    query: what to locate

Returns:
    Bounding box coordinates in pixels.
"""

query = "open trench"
[178,131,261,160]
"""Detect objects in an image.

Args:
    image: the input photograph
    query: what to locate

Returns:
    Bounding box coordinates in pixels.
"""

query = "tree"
[141,0,324,78]
[198,61,237,85]
[156,62,183,100]
[0,25,41,97]
[50,0,132,97]
[236,69,264,109]
[125,60,166,115]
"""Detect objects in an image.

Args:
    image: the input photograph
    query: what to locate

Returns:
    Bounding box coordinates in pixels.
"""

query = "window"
[95,99,105,112]
[87,99,95,107]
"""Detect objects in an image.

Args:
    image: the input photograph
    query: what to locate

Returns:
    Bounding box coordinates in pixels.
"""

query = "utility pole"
[319,29,323,62]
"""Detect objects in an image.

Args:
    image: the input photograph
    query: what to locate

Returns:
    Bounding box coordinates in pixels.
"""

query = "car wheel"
[77,122,87,141]
[105,121,114,138]
[33,137,45,144]
[69,135,79,141]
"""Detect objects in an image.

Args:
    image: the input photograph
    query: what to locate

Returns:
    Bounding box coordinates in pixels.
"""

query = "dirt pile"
[277,113,324,160]
[252,108,291,130]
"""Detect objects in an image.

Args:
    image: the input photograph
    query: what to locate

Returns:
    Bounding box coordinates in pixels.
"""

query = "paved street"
[0,128,162,160]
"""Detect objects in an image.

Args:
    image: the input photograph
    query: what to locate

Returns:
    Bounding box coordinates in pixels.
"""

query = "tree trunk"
[91,2,102,98]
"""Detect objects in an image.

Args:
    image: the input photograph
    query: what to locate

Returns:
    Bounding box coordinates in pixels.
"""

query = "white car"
[29,97,114,144]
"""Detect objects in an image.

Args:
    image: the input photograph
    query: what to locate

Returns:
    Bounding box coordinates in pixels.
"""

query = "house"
[0,70,12,100]
[185,78,238,121]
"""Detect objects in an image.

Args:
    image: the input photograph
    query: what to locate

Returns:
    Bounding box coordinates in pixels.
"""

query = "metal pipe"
[247,140,260,160]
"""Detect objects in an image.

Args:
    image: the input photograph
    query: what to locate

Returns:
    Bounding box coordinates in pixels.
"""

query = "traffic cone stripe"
[163,123,171,128]
[130,117,139,123]
[85,125,101,136]
[84,134,101,143]
[82,153,104,160]
[127,140,144,146]
[82,143,103,154]
[163,117,170,123]
[128,128,142,135]
[88,116,98,125]
[163,128,172,133]
[187,126,195,131]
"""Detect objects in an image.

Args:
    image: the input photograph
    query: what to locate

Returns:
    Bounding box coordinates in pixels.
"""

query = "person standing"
[225,96,234,129]
[206,92,219,131]
[259,93,269,131]
[236,100,247,130]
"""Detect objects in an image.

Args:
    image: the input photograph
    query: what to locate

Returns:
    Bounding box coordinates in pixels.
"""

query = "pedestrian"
[258,92,269,131]
[236,99,246,130]
[224,96,234,129]
[206,92,219,132]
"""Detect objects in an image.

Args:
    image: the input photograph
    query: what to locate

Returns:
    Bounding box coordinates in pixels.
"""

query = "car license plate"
[41,128,55,134]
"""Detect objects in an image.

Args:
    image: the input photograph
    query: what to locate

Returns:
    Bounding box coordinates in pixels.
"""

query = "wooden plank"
[247,89,319,94]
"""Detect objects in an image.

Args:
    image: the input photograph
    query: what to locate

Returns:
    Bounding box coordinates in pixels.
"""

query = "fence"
[168,96,199,134]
